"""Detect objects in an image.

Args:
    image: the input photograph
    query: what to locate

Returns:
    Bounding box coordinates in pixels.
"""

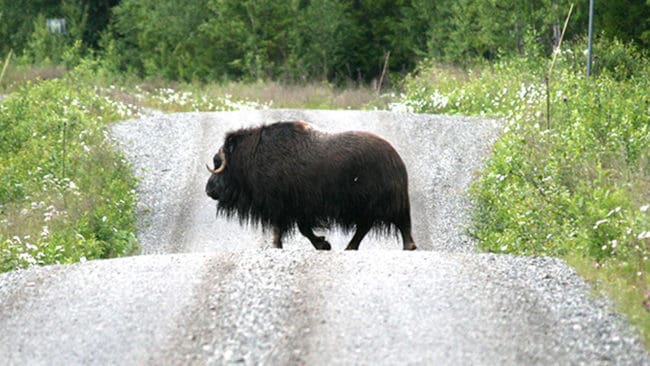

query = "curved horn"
[206,164,218,174]
[206,149,227,174]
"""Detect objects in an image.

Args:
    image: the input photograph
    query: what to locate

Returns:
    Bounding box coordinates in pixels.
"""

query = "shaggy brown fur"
[206,121,416,250]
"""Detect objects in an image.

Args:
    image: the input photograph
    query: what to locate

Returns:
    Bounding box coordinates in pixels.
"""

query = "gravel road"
[0,110,648,365]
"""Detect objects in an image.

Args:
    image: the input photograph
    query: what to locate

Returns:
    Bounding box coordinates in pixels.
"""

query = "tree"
[0,0,59,55]
[105,0,213,79]
[201,0,297,80]
[599,0,650,48]
[0,0,119,57]
[442,0,590,61]
[287,0,359,81]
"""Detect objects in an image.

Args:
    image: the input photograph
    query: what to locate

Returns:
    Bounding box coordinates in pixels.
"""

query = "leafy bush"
[0,61,138,271]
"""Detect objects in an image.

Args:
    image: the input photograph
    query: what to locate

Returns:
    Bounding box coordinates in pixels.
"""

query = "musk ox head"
[205,120,416,251]
[205,148,226,200]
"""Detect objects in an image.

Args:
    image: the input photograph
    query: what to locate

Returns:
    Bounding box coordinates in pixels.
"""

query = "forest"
[1,0,649,82]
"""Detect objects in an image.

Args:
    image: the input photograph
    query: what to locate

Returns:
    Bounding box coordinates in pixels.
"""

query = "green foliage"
[101,0,600,82]
[592,37,648,80]
[0,0,118,57]
[599,0,650,49]
[105,0,362,82]
[287,0,359,81]
[0,0,59,55]
[103,0,214,80]
[4,0,650,82]
[201,0,296,80]
[0,61,139,272]
[19,14,85,68]
[449,0,589,60]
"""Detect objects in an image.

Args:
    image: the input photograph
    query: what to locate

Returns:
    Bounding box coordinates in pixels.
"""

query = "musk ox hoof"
[404,243,417,251]
[315,240,331,251]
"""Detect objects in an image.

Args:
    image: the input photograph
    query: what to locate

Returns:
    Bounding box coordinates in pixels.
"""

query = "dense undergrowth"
[398,38,650,345]
[0,62,139,271]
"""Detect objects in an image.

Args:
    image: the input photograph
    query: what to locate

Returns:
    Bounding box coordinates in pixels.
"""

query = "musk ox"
[205,120,416,251]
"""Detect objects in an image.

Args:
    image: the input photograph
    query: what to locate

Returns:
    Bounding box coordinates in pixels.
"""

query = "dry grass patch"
[98,79,396,114]
[0,64,67,92]
[200,81,383,110]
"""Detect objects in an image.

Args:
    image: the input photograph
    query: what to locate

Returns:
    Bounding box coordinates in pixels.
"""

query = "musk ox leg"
[272,226,284,249]
[399,223,417,251]
[344,222,372,251]
[297,222,331,250]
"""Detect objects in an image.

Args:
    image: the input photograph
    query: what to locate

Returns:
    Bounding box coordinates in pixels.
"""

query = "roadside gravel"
[2,250,648,365]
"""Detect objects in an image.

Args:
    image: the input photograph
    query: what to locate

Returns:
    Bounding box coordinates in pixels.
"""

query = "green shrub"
[19,13,86,69]
[0,61,138,271]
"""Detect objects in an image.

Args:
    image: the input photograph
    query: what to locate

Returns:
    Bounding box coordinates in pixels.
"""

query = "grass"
[568,253,650,342]
[0,63,67,94]
[398,38,650,346]
[94,79,392,114]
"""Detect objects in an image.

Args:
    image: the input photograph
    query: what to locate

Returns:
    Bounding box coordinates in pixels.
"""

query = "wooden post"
[0,49,13,86]
[587,0,594,78]
[377,51,390,93]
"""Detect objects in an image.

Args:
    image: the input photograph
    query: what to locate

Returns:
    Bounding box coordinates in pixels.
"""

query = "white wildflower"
[18,253,36,266]
[593,219,609,229]
[606,207,621,217]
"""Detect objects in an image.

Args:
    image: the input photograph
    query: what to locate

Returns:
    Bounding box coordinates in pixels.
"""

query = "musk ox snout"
[205,175,219,200]
[205,120,417,251]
